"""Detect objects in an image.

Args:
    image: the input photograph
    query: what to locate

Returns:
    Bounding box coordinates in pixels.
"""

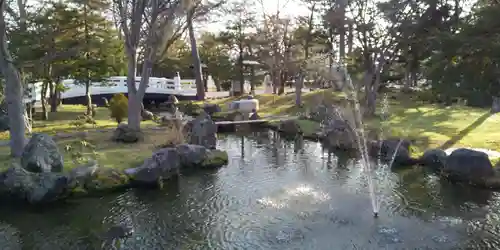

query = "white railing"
[59,76,197,99]
[25,76,199,103]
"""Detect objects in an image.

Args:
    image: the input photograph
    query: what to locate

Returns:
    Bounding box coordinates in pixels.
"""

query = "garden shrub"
[109,93,128,124]
[413,89,439,103]
[157,122,186,148]
[71,114,96,128]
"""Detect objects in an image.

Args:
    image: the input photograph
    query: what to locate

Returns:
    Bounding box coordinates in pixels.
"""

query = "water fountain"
[334,63,380,217]
[330,61,408,218]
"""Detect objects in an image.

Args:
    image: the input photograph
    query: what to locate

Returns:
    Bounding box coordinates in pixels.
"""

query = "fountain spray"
[335,61,379,218]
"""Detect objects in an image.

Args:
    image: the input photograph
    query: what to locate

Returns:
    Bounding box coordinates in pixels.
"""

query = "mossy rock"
[70,186,89,196]
[493,158,500,167]
[83,168,130,192]
[201,150,229,168]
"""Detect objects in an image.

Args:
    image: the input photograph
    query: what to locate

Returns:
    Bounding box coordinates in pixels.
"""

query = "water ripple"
[0,133,497,249]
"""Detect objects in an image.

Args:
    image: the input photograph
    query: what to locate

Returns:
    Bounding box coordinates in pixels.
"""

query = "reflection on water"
[0,131,499,249]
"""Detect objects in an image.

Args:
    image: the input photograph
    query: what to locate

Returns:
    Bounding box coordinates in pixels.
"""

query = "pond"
[0,131,499,249]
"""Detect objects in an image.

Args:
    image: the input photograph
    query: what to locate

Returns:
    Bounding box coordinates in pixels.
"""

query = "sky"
[199,0,310,33]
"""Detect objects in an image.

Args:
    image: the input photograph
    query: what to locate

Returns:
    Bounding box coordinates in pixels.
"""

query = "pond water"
[1,131,500,249]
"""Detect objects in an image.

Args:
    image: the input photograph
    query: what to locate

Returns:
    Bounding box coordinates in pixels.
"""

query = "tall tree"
[113,0,185,131]
[255,1,293,95]
[294,0,320,105]
[70,0,119,115]
[0,0,25,157]
[220,0,256,96]
[347,0,413,116]
[185,0,204,100]
[198,32,234,91]
[28,2,81,119]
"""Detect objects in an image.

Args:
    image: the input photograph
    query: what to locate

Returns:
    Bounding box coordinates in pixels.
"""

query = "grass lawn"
[0,105,160,171]
[0,91,498,171]
[0,105,157,141]
[0,128,171,172]
[198,89,500,163]
[189,90,347,117]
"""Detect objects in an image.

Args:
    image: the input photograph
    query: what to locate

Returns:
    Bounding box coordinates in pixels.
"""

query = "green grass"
[0,105,156,140]
[1,92,498,171]
[187,90,346,117]
[0,128,170,172]
[199,90,500,162]
[0,104,160,171]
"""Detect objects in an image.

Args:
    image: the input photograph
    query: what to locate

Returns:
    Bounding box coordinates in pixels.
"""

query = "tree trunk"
[50,86,59,112]
[0,2,26,156]
[272,69,278,94]
[214,77,221,91]
[187,11,204,100]
[295,75,304,106]
[237,46,244,96]
[250,66,255,95]
[403,65,411,91]
[347,23,353,54]
[126,53,141,130]
[363,70,381,117]
[3,67,25,157]
[41,80,48,120]
[279,70,286,95]
[85,80,92,115]
[24,105,31,134]
[48,82,57,112]
[328,27,334,69]
[365,88,377,117]
[411,66,418,87]
[338,20,345,65]
[128,91,141,130]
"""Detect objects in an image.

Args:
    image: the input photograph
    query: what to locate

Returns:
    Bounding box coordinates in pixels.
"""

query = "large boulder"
[125,147,181,187]
[186,112,217,149]
[21,133,64,173]
[124,145,228,188]
[68,162,129,194]
[226,111,246,121]
[0,165,72,204]
[278,120,302,135]
[111,123,144,143]
[443,148,494,181]
[68,161,98,187]
[203,103,221,116]
[420,148,448,172]
[159,116,183,130]
[322,119,357,150]
[308,103,329,123]
[375,138,417,166]
[177,144,228,169]
[177,144,207,168]
[141,110,155,121]
[202,148,230,168]
[165,95,179,114]
[159,111,183,128]
[492,96,500,114]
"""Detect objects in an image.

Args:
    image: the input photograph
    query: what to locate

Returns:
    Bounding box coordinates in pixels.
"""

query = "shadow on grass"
[438,112,493,150]
[384,105,489,142]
